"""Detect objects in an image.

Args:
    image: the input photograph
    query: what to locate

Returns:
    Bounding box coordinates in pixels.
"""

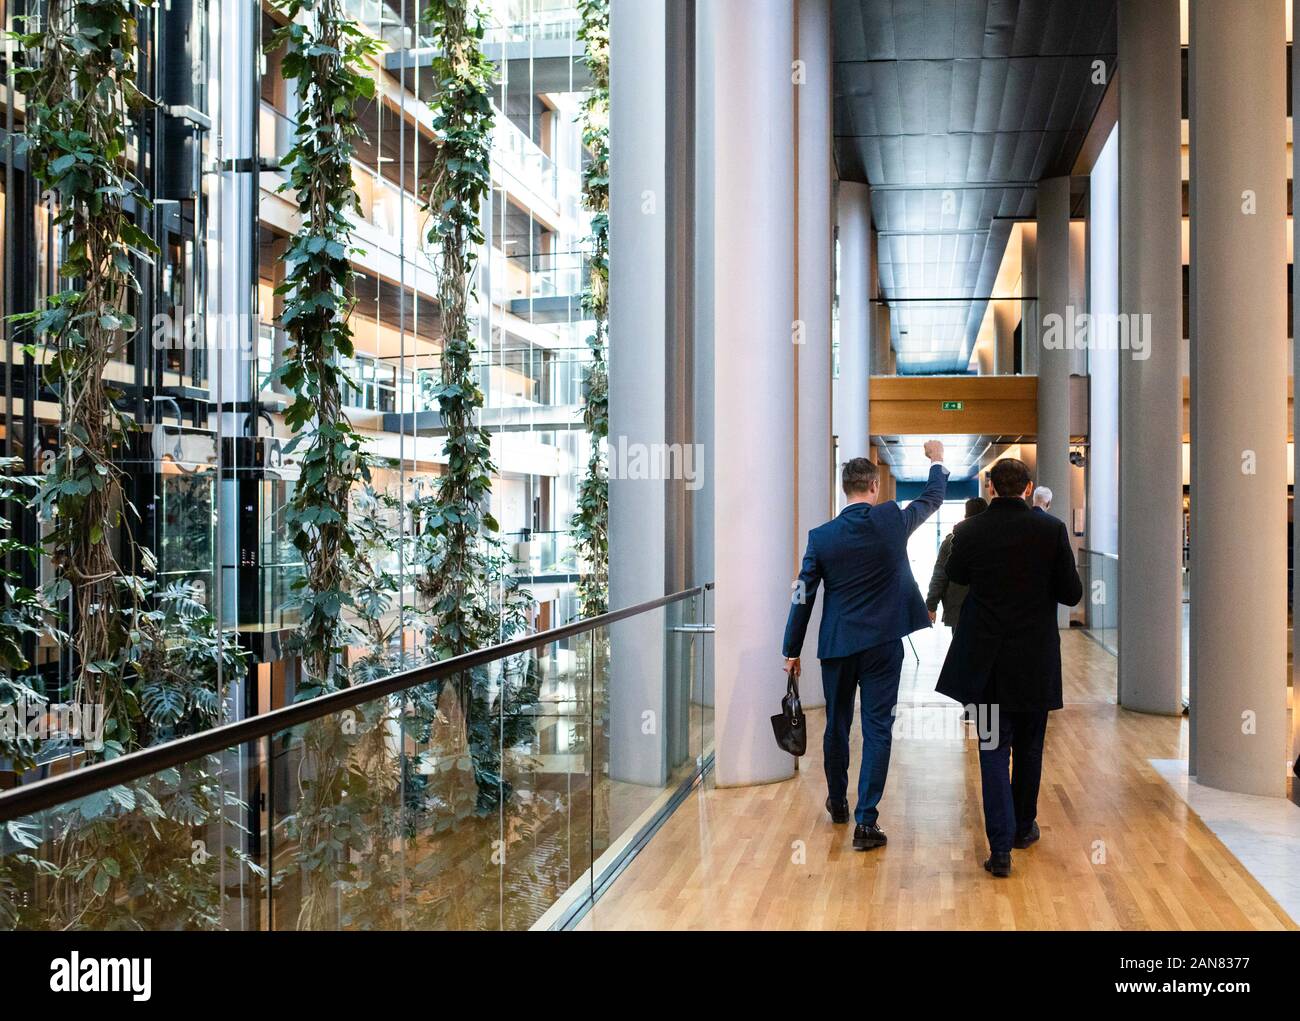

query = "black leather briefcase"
[771,672,807,756]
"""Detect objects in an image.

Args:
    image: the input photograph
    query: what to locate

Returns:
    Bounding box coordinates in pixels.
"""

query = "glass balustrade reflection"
[590,594,709,869]
[0,591,713,930]
[1080,549,1118,655]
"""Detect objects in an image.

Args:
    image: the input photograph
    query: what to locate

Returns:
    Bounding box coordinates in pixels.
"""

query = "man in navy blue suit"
[782,441,949,850]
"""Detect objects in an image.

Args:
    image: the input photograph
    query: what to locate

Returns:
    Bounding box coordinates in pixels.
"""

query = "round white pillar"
[1036,176,1073,628]
[1117,0,1184,715]
[793,0,834,709]
[712,0,797,787]
[836,181,872,462]
[1189,0,1288,797]
[608,0,668,786]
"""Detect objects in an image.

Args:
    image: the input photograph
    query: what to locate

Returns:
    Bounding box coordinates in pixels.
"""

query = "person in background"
[926,497,988,629]
[782,442,949,851]
[1031,485,1053,515]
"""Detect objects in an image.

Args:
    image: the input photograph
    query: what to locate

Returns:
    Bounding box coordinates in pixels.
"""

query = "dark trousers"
[977,708,1049,853]
[820,640,905,826]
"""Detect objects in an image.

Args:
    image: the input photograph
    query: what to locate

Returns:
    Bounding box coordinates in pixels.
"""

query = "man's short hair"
[988,458,1031,498]
[841,457,879,496]
[964,497,988,519]
[1032,485,1053,509]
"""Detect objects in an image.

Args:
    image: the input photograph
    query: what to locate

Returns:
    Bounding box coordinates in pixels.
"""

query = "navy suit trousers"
[820,640,905,826]
[977,709,1049,853]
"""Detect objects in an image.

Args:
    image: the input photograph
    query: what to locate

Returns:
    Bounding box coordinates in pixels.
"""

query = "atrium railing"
[0,587,714,931]
[1078,549,1118,655]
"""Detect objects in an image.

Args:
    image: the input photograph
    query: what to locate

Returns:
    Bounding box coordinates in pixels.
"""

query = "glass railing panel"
[590,597,703,867]
[499,633,593,928]
[507,530,579,578]
[267,694,407,930]
[696,587,715,774]
[491,121,561,202]
[0,589,710,930]
[664,596,696,791]
[0,745,261,931]
[484,16,582,45]
[494,253,587,304]
[260,634,595,930]
[1080,549,1119,655]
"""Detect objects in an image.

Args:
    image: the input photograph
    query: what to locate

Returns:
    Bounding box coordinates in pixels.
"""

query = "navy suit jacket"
[782,463,949,660]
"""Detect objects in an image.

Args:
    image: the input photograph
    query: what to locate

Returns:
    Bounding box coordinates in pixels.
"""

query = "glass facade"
[0,0,596,725]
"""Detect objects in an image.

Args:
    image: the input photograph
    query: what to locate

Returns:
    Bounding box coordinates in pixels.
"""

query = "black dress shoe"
[983,852,1012,878]
[1012,822,1040,850]
[853,823,887,851]
[825,797,850,824]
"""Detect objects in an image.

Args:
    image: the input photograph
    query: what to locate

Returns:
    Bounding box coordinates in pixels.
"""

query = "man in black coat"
[936,458,1083,878]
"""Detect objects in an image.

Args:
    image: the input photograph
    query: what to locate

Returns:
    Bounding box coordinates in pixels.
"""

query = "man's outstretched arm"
[900,439,950,535]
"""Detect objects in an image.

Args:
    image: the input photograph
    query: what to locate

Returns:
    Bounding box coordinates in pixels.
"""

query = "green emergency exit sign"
[941,401,964,411]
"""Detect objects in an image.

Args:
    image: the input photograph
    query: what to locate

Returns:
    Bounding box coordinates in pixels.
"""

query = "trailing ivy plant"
[134,581,248,742]
[572,0,609,619]
[262,0,386,931]
[265,0,381,694]
[346,483,414,681]
[0,458,63,931]
[420,0,511,662]
[0,458,62,748]
[11,0,157,749]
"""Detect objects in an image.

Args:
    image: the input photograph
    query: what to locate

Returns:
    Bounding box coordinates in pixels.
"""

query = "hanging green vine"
[261,0,389,933]
[266,0,381,694]
[10,0,156,747]
[0,459,62,769]
[421,0,508,660]
[572,0,609,619]
[4,5,248,924]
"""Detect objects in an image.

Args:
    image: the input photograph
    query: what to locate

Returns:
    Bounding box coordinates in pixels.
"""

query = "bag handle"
[785,669,802,723]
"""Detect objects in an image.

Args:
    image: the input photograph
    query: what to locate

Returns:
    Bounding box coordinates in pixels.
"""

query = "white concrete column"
[1036,177,1073,628]
[836,181,871,462]
[608,0,668,786]
[712,0,797,787]
[693,0,717,710]
[793,0,833,709]
[1189,0,1288,797]
[1117,0,1183,715]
